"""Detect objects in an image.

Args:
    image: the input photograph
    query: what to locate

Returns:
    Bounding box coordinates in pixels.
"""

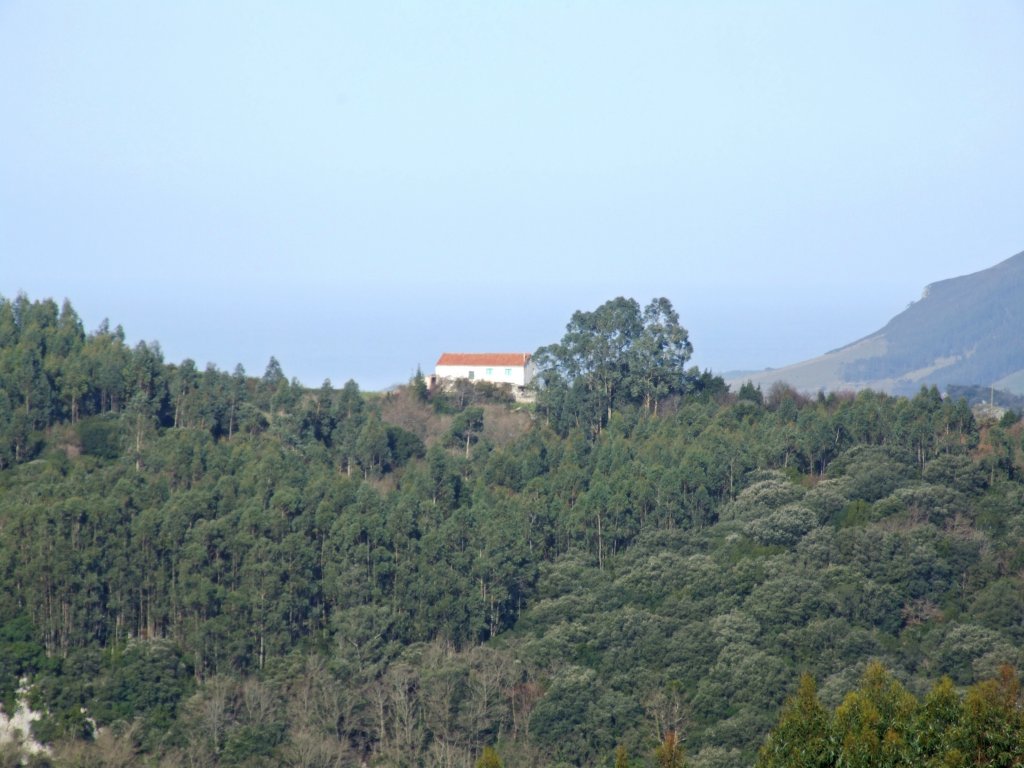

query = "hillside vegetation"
[1,294,1024,767]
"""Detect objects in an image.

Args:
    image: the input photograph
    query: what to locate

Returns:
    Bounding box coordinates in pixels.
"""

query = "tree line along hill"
[1,293,1024,767]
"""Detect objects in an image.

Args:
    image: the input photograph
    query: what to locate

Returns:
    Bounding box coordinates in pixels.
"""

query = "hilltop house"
[433,353,535,390]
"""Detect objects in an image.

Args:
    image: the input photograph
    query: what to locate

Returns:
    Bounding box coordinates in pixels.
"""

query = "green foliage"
[2,292,1024,766]
[0,613,47,713]
[737,381,764,405]
[959,666,1024,766]
[744,504,817,546]
[94,641,193,745]
[758,663,1024,768]
[998,408,1021,428]
[387,424,426,464]
[756,674,831,768]
[448,406,485,458]
[534,296,695,434]
[77,414,122,459]
[413,365,430,402]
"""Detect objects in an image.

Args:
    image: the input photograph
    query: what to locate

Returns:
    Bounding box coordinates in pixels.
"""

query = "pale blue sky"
[2,2,1023,389]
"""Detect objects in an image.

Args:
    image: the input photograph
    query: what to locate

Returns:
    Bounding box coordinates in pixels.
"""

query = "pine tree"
[413,365,429,402]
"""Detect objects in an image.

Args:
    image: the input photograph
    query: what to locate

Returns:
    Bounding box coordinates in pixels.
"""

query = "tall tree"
[755,674,831,768]
[449,406,485,459]
[534,297,693,434]
[628,297,694,414]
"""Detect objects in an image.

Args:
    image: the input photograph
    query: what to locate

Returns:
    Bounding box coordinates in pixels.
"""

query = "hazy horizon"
[3,3,1023,390]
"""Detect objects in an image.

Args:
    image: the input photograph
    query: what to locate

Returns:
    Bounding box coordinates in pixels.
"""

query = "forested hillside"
[1,294,1024,767]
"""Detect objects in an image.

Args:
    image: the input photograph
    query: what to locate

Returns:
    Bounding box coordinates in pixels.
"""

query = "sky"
[2,2,1023,391]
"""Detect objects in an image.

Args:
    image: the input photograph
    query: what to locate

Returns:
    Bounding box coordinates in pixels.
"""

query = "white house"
[434,352,535,389]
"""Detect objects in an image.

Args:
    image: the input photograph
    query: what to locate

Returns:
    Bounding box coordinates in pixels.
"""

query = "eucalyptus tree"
[534,297,693,435]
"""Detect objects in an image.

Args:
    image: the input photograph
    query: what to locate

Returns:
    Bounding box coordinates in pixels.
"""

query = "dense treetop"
[757,663,1024,768]
[533,297,702,435]
[0,293,1023,767]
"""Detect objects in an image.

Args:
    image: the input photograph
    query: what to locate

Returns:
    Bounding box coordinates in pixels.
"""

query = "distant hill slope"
[730,249,1024,396]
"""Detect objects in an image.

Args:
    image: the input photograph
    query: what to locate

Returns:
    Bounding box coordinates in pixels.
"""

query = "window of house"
[505,368,512,376]
[486,367,493,375]
[468,370,475,380]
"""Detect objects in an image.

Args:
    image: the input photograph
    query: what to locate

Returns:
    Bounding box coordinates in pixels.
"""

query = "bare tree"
[281,727,346,768]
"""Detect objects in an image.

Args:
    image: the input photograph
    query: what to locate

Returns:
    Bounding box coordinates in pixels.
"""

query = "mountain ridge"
[729,249,1024,396]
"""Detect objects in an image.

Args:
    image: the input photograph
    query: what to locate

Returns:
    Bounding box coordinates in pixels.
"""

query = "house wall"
[435,362,533,387]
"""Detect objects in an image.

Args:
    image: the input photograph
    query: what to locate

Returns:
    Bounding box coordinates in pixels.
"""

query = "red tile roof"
[436,353,531,367]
